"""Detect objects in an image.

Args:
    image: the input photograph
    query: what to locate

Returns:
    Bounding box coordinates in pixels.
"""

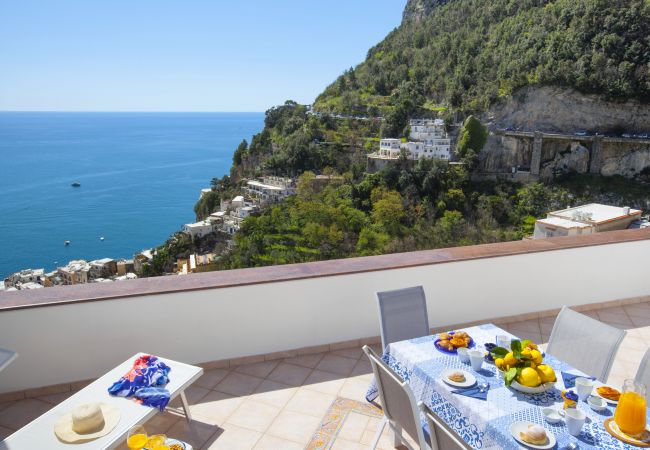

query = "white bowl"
[587,395,607,411]
[510,381,556,394]
[541,407,562,424]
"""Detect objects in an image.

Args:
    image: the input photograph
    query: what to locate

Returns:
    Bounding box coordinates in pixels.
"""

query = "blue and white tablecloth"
[366,323,647,450]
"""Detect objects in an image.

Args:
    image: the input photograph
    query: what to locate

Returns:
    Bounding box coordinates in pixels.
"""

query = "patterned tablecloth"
[366,323,647,450]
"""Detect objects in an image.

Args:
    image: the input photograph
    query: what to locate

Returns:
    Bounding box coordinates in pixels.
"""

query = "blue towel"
[451,385,489,400]
[562,371,594,389]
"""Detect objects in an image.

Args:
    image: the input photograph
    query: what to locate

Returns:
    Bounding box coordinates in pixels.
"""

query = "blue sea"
[0,112,264,278]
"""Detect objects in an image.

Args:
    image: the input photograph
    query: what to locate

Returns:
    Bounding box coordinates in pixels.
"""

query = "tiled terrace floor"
[1,301,649,449]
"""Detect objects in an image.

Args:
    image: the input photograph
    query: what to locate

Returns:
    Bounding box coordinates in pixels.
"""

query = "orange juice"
[146,435,166,448]
[615,389,647,436]
[127,433,148,450]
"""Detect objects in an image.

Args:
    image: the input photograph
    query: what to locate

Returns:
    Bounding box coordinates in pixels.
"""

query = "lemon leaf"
[491,346,508,357]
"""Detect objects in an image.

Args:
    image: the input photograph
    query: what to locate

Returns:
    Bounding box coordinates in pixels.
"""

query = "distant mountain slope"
[315,0,650,124]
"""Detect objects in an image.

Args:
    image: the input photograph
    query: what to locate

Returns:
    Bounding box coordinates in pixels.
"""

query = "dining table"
[366,323,648,450]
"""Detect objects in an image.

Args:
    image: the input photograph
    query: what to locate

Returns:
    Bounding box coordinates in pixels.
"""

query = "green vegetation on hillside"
[315,0,650,126]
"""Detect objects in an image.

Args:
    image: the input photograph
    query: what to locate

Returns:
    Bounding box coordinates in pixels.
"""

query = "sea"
[0,112,265,279]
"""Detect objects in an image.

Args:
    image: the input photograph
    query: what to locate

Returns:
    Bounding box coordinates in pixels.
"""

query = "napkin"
[451,385,489,400]
[562,371,595,388]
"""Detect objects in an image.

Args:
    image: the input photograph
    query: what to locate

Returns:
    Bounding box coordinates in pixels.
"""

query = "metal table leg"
[179,390,192,422]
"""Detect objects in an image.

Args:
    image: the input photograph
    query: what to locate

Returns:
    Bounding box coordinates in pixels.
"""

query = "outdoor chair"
[377,286,430,351]
[546,306,626,382]
[362,345,430,450]
[420,403,472,450]
[635,347,650,400]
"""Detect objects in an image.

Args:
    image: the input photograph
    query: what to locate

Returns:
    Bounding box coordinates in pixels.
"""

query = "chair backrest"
[635,348,650,400]
[421,403,472,450]
[362,345,428,449]
[377,286,430,351]
[546,306,627,382]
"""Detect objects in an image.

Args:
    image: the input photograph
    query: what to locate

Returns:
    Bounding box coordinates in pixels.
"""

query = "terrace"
[1,228,649,449]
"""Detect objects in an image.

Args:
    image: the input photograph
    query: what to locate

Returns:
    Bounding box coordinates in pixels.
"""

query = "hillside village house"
[89,258,117,279]
[133,250,153,273]
[533,203,642,239]
[186,177,295,240]
[181,220,217,240]
[243,176,296,203]
[373,118,451,161]
[4,268,44,289]
[57,260,91,285]
[116,258,135,276]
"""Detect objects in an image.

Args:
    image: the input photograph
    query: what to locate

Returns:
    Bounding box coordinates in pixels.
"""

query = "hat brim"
[54,403,121,444]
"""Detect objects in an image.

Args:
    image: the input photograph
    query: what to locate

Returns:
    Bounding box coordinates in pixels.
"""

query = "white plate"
[509,421,557,449]
[510,381,556,394]
[441,369,476,388]
[592,383,620,404]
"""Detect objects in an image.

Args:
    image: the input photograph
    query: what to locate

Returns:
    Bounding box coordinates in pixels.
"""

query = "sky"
[0,1,405,112]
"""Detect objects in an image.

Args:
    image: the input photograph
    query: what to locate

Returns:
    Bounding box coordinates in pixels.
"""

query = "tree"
[356,227,390,256]
[456,115,487,159]
[232,139,248,165]
[371,187,406,235]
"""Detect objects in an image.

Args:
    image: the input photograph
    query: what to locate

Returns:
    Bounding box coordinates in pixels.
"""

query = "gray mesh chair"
[635,347,650,399]
[362,345,430,450]
[546,306,626,382]
[421,403,472,450]
[377,286,430,351]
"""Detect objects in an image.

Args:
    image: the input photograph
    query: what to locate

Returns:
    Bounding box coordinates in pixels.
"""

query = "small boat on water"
[100,236,105,241]
[71,182,81,187]
[64,240,70,246]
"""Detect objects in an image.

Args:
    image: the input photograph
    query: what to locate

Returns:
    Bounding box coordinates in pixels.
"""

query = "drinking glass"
[468,350,483,371]
[575,377,594,401]
[614,379,647,436]
[146,434,167,448]
[496,335,510,349]
[565,408,586,437]
[127,425,148,450]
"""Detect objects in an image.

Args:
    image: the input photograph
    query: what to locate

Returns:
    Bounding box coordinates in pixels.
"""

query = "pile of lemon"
[493,341,556,387]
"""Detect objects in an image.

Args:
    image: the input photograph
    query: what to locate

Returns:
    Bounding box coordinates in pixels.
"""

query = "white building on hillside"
[375,118,451,161]
[182,220,217,240]
[4,268,45,289]
[533,204,642,239]
[243,176,295,203]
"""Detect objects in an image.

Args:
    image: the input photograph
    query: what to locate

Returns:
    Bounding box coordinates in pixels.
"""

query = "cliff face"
[479,86,650,179]
[402,0,449,21]
[488,86,650,134]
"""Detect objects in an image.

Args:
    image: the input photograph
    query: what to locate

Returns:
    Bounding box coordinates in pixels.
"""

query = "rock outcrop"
[488,86,650,134]
[403,0,449,21]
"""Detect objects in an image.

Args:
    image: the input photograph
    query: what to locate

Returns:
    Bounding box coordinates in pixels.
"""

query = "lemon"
[521,348,532,359]
[536,364,556,383]
[529,361,537,369]
[518,367,542,387]
[526,341,538,351]
[495,357,505,370]
[504,352,517,366]
[531,349,543,365]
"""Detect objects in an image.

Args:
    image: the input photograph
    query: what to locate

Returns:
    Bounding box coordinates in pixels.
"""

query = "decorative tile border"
[305,397,383,450]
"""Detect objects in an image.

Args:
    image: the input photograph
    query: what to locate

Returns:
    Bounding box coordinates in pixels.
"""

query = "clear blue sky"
[0,1,405,112]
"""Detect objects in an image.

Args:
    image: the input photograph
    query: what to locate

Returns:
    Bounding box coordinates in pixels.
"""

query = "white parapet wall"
[1,232,649,393]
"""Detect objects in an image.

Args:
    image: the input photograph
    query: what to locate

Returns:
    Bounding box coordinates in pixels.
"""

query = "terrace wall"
[1,229,649,394]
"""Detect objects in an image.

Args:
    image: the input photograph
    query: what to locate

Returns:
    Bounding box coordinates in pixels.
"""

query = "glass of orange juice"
[146,434,167,448]
[614,379,647,436]
[127,425,148,450]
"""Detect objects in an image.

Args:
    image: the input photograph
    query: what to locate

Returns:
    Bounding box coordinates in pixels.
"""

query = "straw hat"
[54,402,120,443]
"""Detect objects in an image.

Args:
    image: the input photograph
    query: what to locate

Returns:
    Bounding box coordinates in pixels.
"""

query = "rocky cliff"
[402,0,450,21]
[488,86,650,134]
